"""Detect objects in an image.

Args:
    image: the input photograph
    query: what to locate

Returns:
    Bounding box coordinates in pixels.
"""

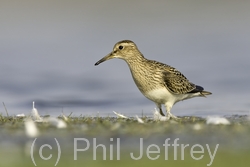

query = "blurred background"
[0,0,249,117]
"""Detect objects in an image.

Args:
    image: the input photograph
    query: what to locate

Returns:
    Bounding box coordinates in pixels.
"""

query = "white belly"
[144,88,200,105]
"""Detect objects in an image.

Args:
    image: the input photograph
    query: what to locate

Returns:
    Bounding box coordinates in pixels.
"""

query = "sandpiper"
[95,40,211,119]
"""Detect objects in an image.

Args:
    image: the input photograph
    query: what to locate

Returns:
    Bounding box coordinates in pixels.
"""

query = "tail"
[189,85,212,97]
[200,90,212,97]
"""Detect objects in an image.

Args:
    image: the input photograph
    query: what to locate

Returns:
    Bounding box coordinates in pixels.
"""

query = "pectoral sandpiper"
[95,40,212,119]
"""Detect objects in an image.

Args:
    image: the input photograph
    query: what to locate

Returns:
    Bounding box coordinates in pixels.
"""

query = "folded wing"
[162,67,201,94]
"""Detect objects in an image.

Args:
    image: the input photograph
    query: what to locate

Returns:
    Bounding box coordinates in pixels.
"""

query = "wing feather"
[162,67,197,94]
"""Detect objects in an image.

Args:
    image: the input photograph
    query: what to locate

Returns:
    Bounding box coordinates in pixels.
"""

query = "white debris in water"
[193,123,202,130]
[153,108,169,121]
[113,111,128,119]
[43,117,67,129]
[31,101,43,122]
[16,113,25,117]
[61,113,69,122]
[206,116,230,125]
[24,119,39,138]
[30,101,67,128]
[110,123,121,131]
[136,115,144,123]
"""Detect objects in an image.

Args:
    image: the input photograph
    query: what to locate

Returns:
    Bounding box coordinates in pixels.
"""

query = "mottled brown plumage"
[95,40,211,119]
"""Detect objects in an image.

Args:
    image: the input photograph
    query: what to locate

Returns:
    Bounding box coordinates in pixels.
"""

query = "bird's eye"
[118,45,123,50]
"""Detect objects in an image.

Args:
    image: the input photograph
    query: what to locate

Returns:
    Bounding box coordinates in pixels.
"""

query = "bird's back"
[127,57,211,96]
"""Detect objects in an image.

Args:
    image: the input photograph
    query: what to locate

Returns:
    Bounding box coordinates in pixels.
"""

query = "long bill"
[94,52,114,66]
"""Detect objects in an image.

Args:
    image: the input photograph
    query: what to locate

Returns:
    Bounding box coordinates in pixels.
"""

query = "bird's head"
[94,40,143,66]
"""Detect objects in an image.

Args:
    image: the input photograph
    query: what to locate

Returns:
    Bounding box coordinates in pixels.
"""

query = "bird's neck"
[124,54,152,93]
[125,52,145,67]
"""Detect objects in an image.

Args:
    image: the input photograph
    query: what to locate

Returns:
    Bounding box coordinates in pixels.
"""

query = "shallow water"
[0,1,250,117]
[0,115,250,167]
